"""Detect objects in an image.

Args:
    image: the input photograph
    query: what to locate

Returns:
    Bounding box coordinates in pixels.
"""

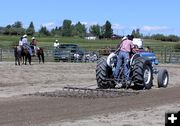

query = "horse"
[14,45,32,65]
[22,46,32,65]
[14,45,22,65]
[30,45,45,64]
[22,46,45,64]
[14,45,44,65]
[36,47,45,64]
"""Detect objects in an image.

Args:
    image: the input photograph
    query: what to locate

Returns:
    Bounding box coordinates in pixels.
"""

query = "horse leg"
[42,53,44,63]
[25,57,27,65]
[29,55,32,65]
[21,55,25,64]
[15,56,18,65]
[38,54,41,64]
[17,56,21,65]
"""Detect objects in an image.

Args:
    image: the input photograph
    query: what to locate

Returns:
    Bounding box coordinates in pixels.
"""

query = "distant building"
[85,36,96,40]
[85,33,97,40]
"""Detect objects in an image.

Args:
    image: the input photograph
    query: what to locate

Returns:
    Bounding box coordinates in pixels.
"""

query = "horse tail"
[14,46,22,65]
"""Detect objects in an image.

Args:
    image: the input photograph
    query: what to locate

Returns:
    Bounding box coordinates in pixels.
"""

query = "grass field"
[0,35,179,52]
[1,35,180,63]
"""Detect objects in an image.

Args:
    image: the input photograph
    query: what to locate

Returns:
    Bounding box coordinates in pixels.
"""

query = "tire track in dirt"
[0,85,180,126]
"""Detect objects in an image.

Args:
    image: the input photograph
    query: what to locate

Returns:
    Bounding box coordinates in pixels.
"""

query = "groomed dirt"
[0,62,180,126]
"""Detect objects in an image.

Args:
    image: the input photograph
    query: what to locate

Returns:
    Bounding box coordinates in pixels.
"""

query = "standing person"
[114,35,135,85]
[22,34,33,56]
[54,39,60,48]
[31,37,38,56]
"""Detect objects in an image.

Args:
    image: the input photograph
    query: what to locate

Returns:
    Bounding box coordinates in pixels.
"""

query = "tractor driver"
[114,35,135,85]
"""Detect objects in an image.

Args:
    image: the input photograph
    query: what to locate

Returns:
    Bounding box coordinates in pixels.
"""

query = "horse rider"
[113,35,135,85]
[22,34,33,56]
[31,37,38,56]
[18,37,23,47]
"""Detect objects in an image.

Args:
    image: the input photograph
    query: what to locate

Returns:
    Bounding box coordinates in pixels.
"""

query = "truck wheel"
[132,57,153,89]
[157,69,169,88]
[96,57,115,89]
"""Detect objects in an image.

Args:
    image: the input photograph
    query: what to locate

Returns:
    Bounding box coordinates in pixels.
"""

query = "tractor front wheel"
[157,69,169,88]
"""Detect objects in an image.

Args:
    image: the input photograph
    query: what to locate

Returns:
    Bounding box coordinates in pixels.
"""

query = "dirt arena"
[0,62,180,126]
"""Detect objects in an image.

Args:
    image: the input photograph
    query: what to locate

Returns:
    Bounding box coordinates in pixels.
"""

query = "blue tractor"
[96,39,169,89]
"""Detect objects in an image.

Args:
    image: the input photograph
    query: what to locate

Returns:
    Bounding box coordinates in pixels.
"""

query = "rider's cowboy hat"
[32,37,35,40]
[23,34,27,38]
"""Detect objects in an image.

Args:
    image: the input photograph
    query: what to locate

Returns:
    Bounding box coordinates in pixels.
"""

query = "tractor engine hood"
[139,52,159,65]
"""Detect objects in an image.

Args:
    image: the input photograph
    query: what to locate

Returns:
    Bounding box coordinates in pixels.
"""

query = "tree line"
[0,20,179,42]
[0,20,113,39]
[131,28,180,42]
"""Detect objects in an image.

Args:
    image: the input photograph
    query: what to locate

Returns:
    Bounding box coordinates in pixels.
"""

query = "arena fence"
[0,48,2,61]
[0,46,180,64]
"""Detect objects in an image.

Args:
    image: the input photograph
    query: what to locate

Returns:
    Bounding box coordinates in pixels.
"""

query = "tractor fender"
[106,52,116,67]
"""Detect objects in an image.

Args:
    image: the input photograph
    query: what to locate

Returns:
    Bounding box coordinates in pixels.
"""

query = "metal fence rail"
[0,48,55,62]
[0,47,180,63]
[0,48,2,61]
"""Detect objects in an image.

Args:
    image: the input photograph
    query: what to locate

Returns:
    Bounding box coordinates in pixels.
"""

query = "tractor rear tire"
[132,57,153,89]
[96,57,115,89]
[157,69,169,88]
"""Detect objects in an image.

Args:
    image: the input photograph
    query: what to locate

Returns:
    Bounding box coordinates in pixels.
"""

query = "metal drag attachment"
[26,86,140,98]
[61,86,139,98]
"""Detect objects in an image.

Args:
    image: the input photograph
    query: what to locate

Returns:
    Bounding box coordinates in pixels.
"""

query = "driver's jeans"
[114,51,130,80]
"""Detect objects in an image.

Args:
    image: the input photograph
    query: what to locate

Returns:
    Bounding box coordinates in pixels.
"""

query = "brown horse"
[14,45,44,65]
[14,45,32,65]
[30,45,45,64]
[14,45,22,65]
[22,47,32,65]
[36,47,45,64]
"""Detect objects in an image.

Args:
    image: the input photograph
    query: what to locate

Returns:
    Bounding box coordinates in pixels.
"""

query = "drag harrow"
[63,86,140,98]
[28,86,140,98]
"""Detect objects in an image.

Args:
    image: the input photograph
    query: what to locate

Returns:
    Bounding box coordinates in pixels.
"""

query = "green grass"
[0,35,180,52]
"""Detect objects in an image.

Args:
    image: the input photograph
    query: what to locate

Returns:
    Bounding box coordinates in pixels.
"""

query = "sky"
[0,0,180,36]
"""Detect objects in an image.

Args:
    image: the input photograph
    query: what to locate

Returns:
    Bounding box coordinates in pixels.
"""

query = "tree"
[2,22,25,35]
[131,28,141,38]
[131,29,136,37]
[166,35,179,42]
[104,20,113,38]
[51,26,62,36]
[3,25,11,35]
[15,28,25,35]
[89,24,101,37]
[72,22,86,37]
[39,26,50,36]
[12,21,23,28]
[0,27,4,35]
[62,19,72,36]
[150,34,180,42]
[26,21,35,36]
